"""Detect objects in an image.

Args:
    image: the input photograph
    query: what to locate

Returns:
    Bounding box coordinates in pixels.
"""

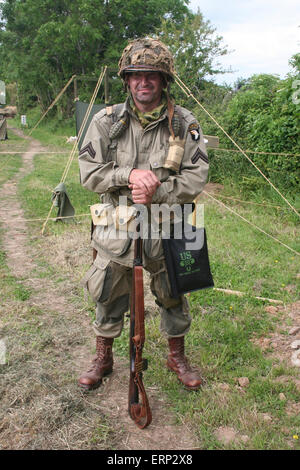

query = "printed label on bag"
[178,250,200,275]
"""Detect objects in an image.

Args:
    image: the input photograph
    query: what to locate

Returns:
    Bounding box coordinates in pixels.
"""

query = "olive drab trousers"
[91,255,191,339]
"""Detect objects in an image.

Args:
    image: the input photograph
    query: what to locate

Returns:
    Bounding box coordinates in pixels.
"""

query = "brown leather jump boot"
[167,336,203,390]
[78,336,114,390]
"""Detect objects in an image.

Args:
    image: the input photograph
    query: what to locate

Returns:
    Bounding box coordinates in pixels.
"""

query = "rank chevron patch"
[79,142,96,159]
[191,147,209,165]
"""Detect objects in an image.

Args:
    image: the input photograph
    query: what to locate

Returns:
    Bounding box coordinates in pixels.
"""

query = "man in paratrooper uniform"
[78,38,209,392]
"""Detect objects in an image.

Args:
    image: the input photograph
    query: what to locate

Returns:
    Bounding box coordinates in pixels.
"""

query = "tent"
[75,100,105,150]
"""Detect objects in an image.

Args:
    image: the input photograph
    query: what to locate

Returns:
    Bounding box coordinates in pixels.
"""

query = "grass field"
[0,116,299,450]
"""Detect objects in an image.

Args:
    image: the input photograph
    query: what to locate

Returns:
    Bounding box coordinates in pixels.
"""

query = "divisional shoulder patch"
[188,123,200,141]
[191,148,209,165]
[79,142,96,159]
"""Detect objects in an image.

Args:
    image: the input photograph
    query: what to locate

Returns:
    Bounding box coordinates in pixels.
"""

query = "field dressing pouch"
[90,203,114,226]
[113,205,137,231]
[162,224,214,298]
[163,136,186,173]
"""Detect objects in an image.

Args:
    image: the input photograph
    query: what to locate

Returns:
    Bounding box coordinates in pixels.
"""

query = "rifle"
[128,234,152,428]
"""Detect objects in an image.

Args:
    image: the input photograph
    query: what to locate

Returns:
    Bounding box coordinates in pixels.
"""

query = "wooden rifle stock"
[128,236,152,428]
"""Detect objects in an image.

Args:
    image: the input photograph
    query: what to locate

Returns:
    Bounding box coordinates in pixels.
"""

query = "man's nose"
[140,74,150,86]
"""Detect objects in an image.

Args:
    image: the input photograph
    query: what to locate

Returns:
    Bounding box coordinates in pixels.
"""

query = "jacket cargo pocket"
[82,257,110,302]
[92,222,132,257]
[90,204,136,266]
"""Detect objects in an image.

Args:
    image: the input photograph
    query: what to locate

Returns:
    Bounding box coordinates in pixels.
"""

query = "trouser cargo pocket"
[82,257,111,303]
[143,238,164,261]
[148,260,182,309]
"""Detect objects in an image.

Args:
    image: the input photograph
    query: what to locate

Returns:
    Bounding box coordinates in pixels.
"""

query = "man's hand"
[129,169,161,204]
[129,184,153,205]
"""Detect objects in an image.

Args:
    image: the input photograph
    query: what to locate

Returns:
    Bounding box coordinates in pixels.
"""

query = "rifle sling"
[128,239,152,428]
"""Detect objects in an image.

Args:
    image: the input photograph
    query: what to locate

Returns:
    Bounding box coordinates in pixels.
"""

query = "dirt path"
[0,129,198,450]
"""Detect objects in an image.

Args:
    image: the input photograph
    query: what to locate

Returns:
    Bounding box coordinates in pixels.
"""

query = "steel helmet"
[118,38,175,82]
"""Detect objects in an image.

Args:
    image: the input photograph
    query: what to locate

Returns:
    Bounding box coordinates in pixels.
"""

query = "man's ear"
[123,74,130,92]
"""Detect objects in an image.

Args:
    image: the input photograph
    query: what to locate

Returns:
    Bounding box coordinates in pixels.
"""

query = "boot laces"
[172,341,192,372]
[87,338,111,372]
[177,354,192,372]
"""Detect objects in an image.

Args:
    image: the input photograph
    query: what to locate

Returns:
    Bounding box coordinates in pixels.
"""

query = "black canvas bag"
[162,224,214,298]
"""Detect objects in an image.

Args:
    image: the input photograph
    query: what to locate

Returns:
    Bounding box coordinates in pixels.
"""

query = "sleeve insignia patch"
[79,142,96,159]
[188,123,200,141]
[191,148,209,165]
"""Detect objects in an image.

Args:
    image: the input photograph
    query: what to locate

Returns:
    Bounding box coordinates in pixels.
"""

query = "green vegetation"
[0,0,191,112]
[0,1,229,112]
[159,8,230,89]
[19,151,98,231]
[111,172,299,449]
[0,133,31,303]
[219,73,300,192]
[0,132,24,185]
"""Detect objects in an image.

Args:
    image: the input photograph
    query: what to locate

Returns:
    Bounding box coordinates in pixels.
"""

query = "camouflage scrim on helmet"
[118,38,175,81]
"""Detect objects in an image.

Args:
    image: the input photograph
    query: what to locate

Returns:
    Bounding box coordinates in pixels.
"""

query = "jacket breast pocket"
[149,149,165,170]
[150,149,171,180]
[116,149,132,167]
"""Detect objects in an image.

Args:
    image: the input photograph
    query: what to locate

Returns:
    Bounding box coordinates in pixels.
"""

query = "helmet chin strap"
[162,73,176,138]
[166,88,175,139]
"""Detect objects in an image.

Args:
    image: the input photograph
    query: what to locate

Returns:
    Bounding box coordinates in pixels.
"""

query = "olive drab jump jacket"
[78,97,209,266]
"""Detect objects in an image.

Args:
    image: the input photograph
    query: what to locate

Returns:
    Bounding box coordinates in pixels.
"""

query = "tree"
[0,0,190,114]
[289,53,300,74]
[157,8,229,91]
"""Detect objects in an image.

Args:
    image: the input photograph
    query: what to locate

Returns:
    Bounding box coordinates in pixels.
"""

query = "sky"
[188,0,300,85]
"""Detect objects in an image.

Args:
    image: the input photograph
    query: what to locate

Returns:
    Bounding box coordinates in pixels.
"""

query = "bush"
[219,74,300,192]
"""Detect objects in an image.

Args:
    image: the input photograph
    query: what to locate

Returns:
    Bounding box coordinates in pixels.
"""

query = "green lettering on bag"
[179,250,195,272]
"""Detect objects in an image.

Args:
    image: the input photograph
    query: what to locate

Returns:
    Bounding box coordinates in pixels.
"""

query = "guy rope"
[28,75,76,137]
[174,73,300,219]
[41,67,107,235]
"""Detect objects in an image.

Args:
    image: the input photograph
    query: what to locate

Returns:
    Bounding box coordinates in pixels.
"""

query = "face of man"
[126,71,164,112]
